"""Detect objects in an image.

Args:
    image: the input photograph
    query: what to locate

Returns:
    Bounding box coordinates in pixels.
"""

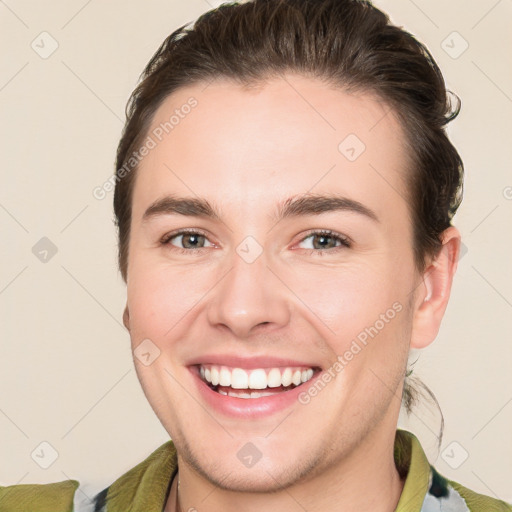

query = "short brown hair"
[114,0,463,283]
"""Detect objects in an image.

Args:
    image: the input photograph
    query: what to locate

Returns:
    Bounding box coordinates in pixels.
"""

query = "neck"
[165,425,405,512]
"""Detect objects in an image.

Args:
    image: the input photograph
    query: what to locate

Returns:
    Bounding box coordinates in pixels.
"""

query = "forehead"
[131,74,410,225]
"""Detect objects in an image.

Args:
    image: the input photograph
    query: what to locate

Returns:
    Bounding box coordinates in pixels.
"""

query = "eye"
[296,229,351,254]
[160,228,351,256]
[161,229,214,253]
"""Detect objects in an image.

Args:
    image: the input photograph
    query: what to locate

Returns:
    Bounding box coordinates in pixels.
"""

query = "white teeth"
[267,368,282,388]
[219,367,231,386]
[200,364,316,390]
[281,368,292,387]
[248,369,267,389]
[218,388,288,399]
[231,368,249,389]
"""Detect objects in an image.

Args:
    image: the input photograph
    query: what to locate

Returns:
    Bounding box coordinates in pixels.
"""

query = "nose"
[206,248,291,340]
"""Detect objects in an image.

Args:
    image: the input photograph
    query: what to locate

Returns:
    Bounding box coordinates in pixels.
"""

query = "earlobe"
[410,226,461,349]
[123,304,131,331]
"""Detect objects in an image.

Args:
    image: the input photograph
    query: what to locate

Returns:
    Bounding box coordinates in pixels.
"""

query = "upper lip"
[187,354,323,370]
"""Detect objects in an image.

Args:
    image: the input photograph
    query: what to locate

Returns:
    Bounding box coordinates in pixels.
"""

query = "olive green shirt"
[1,429,510,511]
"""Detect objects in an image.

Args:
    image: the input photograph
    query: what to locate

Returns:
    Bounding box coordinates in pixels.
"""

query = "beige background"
[1,0,511,503]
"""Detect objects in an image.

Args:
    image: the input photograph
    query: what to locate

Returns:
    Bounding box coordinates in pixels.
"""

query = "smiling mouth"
[197,364,321,399]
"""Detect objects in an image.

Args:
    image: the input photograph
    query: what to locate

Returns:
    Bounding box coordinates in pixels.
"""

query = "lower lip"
[189,366,320,419]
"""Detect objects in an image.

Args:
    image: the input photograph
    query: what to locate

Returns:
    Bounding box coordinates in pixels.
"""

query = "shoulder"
[0,440,176,512]
[0,479,79,512]
[423,465,512,512]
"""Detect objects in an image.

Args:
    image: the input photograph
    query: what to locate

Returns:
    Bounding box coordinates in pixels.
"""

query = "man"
[1,1,510,510]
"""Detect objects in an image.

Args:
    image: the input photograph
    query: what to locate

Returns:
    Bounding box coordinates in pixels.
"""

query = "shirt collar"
[393,429,433,511]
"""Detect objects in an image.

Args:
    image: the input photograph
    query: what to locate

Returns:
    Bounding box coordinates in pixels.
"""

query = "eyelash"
[160,228,352,257]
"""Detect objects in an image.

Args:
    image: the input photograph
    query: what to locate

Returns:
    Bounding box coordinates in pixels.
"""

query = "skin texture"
[122,74,461,512]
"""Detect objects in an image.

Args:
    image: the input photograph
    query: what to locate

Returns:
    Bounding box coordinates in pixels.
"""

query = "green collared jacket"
[1,430,510,511]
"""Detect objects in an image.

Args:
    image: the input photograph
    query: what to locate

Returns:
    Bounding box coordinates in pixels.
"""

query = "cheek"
[287,262,412,390]
[126,261,215,342]
[128,265,192,341]
[285,262,404,339]
[126,240,415,351]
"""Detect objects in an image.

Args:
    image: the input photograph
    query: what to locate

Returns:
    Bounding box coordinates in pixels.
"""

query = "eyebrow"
[142,193,379,224]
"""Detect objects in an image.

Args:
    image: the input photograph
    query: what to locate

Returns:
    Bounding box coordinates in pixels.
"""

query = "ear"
[123,304,131,332]
[410,226,461,349]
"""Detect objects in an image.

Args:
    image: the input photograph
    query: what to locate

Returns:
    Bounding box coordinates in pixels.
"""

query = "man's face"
[125,75,421,491]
